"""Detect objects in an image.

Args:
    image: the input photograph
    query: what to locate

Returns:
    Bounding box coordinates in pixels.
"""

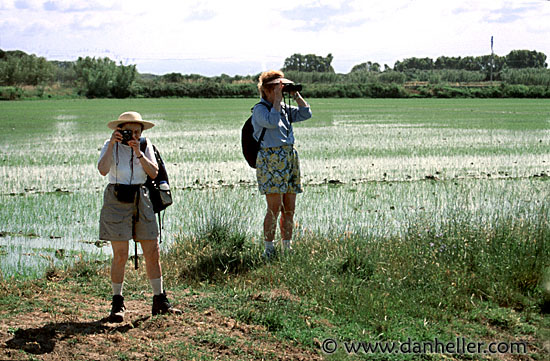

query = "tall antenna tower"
[490,36,494,82]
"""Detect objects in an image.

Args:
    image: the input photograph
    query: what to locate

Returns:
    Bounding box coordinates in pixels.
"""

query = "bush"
[0,86,23,100]
[378,71,407,84]
[500,84,530,98]
[528,86,550,98]
[432,85,472,98]
[133,82,257,98]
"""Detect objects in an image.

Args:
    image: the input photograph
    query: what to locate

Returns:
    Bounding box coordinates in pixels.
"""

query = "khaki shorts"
[99,184,159,241]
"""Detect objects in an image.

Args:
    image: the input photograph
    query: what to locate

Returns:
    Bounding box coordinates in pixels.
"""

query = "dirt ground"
[0,280,323,360]
[1,277,547,360]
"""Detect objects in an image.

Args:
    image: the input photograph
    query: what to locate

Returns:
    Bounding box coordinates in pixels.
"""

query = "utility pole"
[490,36,494,82]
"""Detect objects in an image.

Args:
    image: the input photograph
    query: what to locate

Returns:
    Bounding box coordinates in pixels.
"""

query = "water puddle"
[0,235,111,278]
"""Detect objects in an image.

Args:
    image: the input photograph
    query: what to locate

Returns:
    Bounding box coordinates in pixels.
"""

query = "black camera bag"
[241,102,271,168]
[114,184,140,203]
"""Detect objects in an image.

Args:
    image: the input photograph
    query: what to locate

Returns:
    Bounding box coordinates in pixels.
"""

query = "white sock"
[112,282,123,296]
[264,241,275,252]
[282,240,292,250]
[150,277,163,296]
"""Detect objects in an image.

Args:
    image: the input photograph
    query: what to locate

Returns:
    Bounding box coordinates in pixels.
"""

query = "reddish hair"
[257,70,284,98]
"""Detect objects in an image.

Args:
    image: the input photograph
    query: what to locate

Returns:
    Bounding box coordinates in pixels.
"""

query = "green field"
[0,98,549,359]
[0,98,548,277]
[0,98,548,272]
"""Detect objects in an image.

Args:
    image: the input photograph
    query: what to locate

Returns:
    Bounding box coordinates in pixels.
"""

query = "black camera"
[119,129,133,145]
[282,83,302,93]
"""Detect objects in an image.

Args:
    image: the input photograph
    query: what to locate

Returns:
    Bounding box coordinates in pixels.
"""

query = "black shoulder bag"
[139,138,173,246]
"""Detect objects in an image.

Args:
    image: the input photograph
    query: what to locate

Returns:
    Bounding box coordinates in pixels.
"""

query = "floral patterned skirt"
[256,145,302,195]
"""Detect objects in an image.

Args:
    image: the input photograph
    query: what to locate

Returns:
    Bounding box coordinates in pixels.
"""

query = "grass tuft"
[165,219,260,283]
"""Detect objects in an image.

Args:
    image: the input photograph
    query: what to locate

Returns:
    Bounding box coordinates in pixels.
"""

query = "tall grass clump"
[255,206,549,327]
[395,209,549,311]
[165,218,260,282]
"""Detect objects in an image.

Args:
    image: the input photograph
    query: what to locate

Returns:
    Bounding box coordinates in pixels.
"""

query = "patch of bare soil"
[0,281,323,360]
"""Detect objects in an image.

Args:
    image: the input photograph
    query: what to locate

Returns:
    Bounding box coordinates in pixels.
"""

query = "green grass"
[159,206,549,358]
[157,208,549,359]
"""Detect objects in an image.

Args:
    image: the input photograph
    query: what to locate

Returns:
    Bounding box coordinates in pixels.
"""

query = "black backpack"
[241,102,271,168]
[126,138,172,270]
[139,138,173,213]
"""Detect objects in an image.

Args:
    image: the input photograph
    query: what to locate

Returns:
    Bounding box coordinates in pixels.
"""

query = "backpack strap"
[140,137,166,244]
[253,102,272,147]
[130,137,148,270]
[140,137,163,176]
[139,137,147,153]
[258,127,267,146]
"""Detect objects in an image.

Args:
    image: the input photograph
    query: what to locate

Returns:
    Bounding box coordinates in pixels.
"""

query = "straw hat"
[107,111,155,130]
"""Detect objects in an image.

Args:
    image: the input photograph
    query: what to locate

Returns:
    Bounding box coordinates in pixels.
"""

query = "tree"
[74,57,116,97]
[111,63,136,98]
[457,56,479,71]
[282,53,335,72]
[350,61,381,73]
[283,53,305,71]
[435,56,462,70]
[74,57,136,98]
[505,50,547,68]
[161,72,185,83]
[51,61,78,84]
[394,57,434,72]
[0,51,54,85]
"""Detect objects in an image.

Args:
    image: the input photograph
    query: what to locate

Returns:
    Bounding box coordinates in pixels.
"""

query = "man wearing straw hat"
[98,111,181,322]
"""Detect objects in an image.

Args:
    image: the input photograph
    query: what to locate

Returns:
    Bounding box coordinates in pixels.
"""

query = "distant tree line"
[0,50,136,98]
[1,48,549,100]
[391,50,547,72]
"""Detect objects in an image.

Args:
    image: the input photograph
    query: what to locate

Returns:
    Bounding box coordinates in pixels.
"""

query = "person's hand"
[273,80,284,104]
[109,128,122,145]
[127,139,141,155]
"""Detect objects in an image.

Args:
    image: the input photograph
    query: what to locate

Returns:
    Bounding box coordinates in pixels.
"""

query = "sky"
[1,0,549,76]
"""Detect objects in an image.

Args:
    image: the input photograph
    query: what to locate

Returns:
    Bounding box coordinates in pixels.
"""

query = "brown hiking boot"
[109,295,125,322]
[152,291,182,316]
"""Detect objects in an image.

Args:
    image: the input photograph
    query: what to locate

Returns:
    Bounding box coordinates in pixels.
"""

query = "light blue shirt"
[251,98,312,148]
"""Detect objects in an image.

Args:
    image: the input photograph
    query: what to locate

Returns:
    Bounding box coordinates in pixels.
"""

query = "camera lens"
[119,129,133,145]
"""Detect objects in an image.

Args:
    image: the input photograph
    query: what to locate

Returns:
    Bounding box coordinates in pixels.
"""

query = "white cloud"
[1,0,549,74]
[41,0,115,12]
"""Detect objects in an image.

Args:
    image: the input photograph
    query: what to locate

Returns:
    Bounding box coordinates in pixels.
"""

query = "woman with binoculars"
[252,70,312,259]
